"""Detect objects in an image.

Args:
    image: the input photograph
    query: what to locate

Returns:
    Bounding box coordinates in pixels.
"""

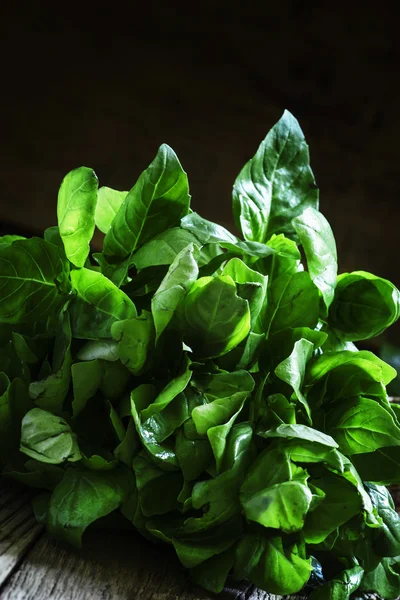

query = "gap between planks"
[0,479,43,591]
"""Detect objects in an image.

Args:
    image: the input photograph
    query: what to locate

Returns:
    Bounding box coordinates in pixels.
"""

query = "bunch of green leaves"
[1,112,400,599]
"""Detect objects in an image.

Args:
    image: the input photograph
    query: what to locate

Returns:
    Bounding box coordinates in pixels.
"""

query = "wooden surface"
[0,479,306,600]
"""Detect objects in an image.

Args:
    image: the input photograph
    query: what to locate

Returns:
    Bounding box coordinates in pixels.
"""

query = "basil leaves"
[1,111,399,599]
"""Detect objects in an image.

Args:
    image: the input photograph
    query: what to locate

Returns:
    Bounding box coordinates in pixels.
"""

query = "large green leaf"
[103,144,190,259]
[191,370,254,435]
[141,356,192,420]
[151,243,199,341]
[352,446,400,485]
[232,110,318,243]
[178,275,251,359]
[130,388,179,470]
[292,207,337,313]
[71,359,103,417]
[275,339,314,419]
[191,547,235,593]
[249,536,312,596]
[57,167,98,267]
[180,212,275,259]
[308,566,364,600]
[359,556,400,600]
[47,466,134,547]
[111,311,155,375]
[175,429,213,481]
[0,374,14,465]
[240,446,312,533]
[69,268,136,338]
[222,257,268,331]
[260,424,338,448]
[328,271,400,341]
[29,311,72,414]
[303,473,362,543]
[131,228,200,270]
[0,238,70,324]
[20,408,81,464]
[267,271,320,335]
[327,396,400,455]
[95,186,128,234]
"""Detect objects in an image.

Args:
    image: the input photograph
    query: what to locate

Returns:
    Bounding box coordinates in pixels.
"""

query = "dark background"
[1,2,399,344]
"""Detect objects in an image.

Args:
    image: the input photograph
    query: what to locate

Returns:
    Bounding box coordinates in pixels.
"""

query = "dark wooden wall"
[1,2,399,339]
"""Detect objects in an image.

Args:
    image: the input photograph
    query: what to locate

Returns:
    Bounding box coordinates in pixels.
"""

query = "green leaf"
[172,517,243,569]
[131,228,200,270]
[95,186,128,234]
[0,373,14,465]
[0,234,26,247]
[249,535,312,595]
[232,110,318,243]
[328,271,400,341]
[240,446,312,533]
[303,473,362,543]
[80,453,118,471]
[191,547,235,593]
[20,408,81,464]
[98,360,130,402]
[103,145,190,259]
[76,339,119,361]
[367,484,400,557]
[151,243,199,341]
[260,424,338,448]
[130,388,179,471]
[308,566,364,600]
[179,275,251,359]
[12,332,39,364]
[275,338,314,420]
[306,350,397,388]
[191,371,254,471]
[111,312,155,375]
[92,252,131,287]
[141,356,192,420]
[4,459,64,491]
[292,207,337,313]
[352,446,400,485]
[192,370,254,435]
[71,359,103,417]
[327,396,400,455]
[70,267,136,339]
[57,167,98,267]
[222,257,268,331]
[180,212,275,258]
[180,424,253,537]
[29,312,72,414]
[47,466,134,547]
[43,226,67,256]
[142,392,189,444]
[132,452,182,515]
[266,270,320,335]
[359,556,400,599]
[0,238,70,324]
[114,418,139,466]
[259,326,327,375]
[175,429,213,481]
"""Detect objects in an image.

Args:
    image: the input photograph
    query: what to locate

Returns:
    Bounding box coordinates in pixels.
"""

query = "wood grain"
[0,479,43,588]
[0,524,304,600]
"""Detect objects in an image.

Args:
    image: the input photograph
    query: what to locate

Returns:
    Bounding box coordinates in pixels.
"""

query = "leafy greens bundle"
[1,110,400,599]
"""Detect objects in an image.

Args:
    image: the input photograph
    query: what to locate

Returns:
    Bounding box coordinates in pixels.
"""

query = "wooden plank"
[0,526,304,600]
[0,479,43,588]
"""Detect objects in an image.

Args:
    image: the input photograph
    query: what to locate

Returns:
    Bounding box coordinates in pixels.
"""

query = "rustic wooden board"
[0,479,43,588]
[0,511,305,600]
